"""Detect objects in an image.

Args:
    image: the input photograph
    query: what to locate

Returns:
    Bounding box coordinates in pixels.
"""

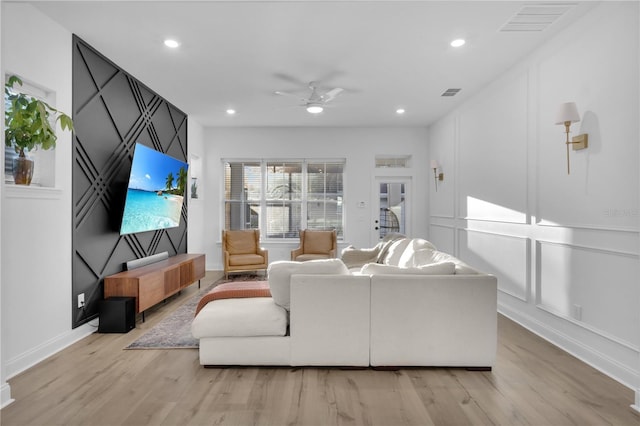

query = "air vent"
[500,4,575,32]
[375,156,411,168]
[441,88,461,97]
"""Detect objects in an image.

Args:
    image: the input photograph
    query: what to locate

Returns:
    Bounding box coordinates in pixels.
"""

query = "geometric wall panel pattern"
[72,36,188,328]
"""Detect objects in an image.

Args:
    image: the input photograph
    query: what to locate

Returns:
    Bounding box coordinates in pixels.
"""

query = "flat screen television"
[119,143,189,235]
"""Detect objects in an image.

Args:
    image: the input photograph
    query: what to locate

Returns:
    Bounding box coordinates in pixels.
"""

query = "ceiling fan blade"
[320,88,344,103]
[275,91,309,103]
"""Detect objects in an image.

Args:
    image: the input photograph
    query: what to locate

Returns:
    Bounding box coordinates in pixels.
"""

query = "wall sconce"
[430,160,444,192]
[555,102,588,174]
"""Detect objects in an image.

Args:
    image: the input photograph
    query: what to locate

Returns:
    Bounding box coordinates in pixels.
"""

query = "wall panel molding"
[430,214,455,219]
[536,239,639,262]
[537,220,639,235]
[71,36,188,328]
[459,228,530,302]
[536,240,639,346]
[534,304,639,352]
[429,223,454,229]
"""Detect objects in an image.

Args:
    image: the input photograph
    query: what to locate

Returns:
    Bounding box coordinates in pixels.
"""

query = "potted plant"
[4,75,74,185]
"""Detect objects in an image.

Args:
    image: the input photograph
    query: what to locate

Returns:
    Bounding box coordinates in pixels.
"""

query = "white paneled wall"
[428,1,640,402]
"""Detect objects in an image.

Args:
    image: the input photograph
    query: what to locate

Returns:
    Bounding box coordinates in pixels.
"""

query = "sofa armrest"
[290,274,370,366]
[370,274,497,367]
[258,247,268,264]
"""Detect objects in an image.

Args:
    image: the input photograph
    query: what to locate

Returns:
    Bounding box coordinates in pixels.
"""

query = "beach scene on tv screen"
[120,144,188,235]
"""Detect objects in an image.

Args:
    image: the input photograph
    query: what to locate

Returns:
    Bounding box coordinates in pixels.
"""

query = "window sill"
[4,184,63,200]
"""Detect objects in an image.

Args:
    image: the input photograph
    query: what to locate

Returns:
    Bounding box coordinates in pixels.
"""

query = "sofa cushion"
[295,253,331,262]
[360,261,455,275]
[413,249,479,275]
[268,259,350,311]
[191,297,287,338]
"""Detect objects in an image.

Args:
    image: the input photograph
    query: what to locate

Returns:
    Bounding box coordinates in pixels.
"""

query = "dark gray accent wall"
[72,35,188,328]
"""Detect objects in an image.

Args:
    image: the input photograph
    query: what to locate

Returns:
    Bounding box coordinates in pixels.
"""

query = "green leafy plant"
[164,167,188,195]
[4,75,74,158]
[165,171,175,191]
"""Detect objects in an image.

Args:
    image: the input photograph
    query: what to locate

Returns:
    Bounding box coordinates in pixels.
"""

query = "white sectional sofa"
[191,237,497,369]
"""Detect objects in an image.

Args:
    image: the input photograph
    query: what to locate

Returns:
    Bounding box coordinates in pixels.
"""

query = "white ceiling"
[29,0,596,128]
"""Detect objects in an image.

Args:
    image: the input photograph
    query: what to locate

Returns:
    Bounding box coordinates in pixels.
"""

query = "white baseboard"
[498,303,639,392]
[1,382,14,409]
[633,389,640,413]
[5,322,96,381]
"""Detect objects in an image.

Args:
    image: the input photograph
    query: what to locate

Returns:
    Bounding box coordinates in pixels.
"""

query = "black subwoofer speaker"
[98,297,136,333]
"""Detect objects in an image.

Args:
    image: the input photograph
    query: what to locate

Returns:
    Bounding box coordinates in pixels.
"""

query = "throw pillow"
[375,234,406,263]
[412,249,479,274]
[382,238,412,266]
[268,258,350,310]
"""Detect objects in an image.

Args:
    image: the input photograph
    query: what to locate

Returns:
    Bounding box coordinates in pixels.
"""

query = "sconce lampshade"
[555,102,581,125]
[430,160,439,169]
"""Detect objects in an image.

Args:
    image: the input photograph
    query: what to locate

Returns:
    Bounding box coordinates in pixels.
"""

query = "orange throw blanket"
[195,281,271,316]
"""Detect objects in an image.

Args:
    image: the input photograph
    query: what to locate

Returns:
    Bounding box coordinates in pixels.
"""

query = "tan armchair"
[222,229,268,279]
[291,229,337,261]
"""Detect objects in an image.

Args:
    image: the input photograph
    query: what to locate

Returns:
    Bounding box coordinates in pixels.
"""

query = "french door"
[371,177,412,245]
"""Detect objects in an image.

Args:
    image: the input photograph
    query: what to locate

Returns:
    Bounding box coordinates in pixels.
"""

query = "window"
[4,76,57,186]
[375,155,411,168]
[223,159,344,239]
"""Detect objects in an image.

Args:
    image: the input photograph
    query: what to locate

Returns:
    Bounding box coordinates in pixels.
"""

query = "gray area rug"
[125,274,263,350]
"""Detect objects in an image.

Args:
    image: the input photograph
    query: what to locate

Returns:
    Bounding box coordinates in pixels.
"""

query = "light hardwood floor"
[1,271,638,426]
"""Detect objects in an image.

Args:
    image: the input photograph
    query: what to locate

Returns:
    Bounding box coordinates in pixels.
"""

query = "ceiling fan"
[275,81,344,114]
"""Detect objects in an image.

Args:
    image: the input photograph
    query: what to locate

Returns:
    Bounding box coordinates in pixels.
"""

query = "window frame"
[222,158,345,241]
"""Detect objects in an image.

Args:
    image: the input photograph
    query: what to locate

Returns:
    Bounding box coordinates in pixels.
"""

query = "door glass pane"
[378,182,405,240]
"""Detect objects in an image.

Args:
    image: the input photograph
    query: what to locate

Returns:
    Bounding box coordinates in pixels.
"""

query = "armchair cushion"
[292,229,337,261]
[229,253,266,267]
[304,230,334,254]
[226,230,259,254]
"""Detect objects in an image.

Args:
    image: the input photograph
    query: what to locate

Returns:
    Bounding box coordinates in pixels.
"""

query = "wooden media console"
[104,253,205,320]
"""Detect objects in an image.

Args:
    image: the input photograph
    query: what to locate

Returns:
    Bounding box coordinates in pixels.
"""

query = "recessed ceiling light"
[226,109,236,115]
[451,39,466,48]
[164,39,180,48]
[396,108,406,115]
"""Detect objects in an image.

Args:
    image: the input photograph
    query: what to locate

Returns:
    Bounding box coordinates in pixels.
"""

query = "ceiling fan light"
[164,39,180,48]
[307,105,323,114]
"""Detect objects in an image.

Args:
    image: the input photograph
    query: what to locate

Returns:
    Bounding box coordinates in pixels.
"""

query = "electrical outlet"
[572,304,582,321]
[77,293,85,309]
